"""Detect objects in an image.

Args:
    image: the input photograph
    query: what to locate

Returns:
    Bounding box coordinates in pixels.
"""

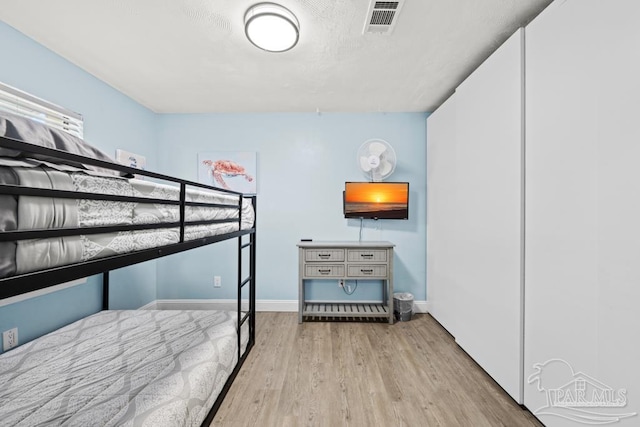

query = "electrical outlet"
[214,276,222,288]
[3,327,18,351]
[338,279,344,288]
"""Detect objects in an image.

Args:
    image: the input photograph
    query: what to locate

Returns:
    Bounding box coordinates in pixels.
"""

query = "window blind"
[0,81,83,138]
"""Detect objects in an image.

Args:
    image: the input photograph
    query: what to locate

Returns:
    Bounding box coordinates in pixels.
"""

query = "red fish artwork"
[202,159,254,190]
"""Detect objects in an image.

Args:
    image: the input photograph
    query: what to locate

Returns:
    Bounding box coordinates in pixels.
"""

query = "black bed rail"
[0,135,242,195]
[236,194,257,362]
[0,219,242,241]
[0,136,246,247]
[103,271,110,311]
[0,135,257,302]
[0,228,254,300]
[0,183,238,209]
[179,183,186,242]
[202,197,257,426]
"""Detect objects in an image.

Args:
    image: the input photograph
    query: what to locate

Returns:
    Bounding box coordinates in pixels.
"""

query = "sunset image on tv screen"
[344,182,409,219]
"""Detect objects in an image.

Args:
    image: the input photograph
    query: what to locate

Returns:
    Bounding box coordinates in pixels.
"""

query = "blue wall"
[0,21,428,352]
[0,22,158,351]
[155,113,427,302]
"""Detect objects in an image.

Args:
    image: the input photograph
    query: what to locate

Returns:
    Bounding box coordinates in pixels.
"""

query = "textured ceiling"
[0,0,551,113]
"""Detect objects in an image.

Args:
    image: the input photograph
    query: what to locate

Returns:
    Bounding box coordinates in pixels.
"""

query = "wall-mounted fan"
[357,139,396,181]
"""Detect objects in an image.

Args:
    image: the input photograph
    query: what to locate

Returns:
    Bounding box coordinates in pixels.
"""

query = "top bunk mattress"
[0,160,255,279]
[1,111,255,281]
[0,309,249,427]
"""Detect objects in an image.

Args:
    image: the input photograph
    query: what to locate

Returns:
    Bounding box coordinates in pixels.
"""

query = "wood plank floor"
[212,313,542,427]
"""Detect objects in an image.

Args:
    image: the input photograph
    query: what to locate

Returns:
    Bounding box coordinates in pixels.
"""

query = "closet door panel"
[426,94,460,338]
[453,29,523,403]
[594,0,640,420]
[524,1,600,415]
[524,1,640,423]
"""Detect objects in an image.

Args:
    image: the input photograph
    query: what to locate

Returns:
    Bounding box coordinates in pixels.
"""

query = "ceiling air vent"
[363,0,405,34]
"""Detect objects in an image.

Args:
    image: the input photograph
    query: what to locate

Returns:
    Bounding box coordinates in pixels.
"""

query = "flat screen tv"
[343,182,409,220]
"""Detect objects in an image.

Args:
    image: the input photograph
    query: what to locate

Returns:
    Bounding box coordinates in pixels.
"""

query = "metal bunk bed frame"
[0,135,256,425]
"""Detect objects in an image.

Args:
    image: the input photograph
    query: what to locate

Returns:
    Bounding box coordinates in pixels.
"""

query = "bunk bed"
[0,112,257,426]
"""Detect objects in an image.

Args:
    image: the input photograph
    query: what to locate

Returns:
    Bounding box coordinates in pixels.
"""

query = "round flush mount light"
[244,3,299,52]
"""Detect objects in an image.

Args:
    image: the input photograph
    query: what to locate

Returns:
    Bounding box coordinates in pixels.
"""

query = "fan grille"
[357,139,397,181]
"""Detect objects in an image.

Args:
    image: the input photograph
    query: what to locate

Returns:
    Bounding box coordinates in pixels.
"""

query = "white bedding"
[0,310,249,426]
[7,164,254,275]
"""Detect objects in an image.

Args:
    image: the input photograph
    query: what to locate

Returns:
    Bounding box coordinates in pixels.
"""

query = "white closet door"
[525,0,640,424]
[524,1,599,409]
[595,3,640,422]
[452,28,524,403]
[426,93,460,338]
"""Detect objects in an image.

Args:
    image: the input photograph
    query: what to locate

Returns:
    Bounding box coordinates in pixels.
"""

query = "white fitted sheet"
[0,161,254,277]
[0,310,250,427]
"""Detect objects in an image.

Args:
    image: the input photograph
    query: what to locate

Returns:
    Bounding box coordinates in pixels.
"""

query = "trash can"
[393,292,414,322]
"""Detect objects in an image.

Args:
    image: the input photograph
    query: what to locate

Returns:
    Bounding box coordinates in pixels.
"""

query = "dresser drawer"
[347,265,388,278]
[305,265,345,277]
[347,249,387,262]
[305,249,345,262]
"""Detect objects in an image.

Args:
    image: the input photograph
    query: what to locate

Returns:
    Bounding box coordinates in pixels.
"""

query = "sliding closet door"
[525,0,640,423]
[452,28,524,403]
[595,5,640,423]
[426,94,460,338]
[524,1,599,410]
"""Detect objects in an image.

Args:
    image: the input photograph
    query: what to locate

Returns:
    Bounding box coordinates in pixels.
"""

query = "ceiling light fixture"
[244,3,299,52]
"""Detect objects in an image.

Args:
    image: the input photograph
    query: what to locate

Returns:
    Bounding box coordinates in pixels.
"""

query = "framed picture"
[116,149,146,178]
[198,151,257,194]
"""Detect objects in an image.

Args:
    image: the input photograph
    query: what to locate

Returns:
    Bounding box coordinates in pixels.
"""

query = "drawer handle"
[361,269,374,274]
[360,254,374,258]
[318,254,331,259]
[318,269,332,274]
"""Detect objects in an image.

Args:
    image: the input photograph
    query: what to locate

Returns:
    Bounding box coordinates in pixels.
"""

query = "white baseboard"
[145,299,429,313]
[153,299,241,311]
[256,300,298,312]
[414,300,429,313]
[138,300,158,310]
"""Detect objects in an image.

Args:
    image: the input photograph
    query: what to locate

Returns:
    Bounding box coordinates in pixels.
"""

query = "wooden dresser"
[297,241,394,324]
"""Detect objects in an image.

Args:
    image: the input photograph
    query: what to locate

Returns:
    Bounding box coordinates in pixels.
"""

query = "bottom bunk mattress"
[0,310,250,426]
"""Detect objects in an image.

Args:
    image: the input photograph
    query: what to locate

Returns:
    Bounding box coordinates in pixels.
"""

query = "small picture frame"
[116,149,146,178]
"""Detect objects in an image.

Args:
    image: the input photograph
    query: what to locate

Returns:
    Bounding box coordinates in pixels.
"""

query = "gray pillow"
[0,112,132,178]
